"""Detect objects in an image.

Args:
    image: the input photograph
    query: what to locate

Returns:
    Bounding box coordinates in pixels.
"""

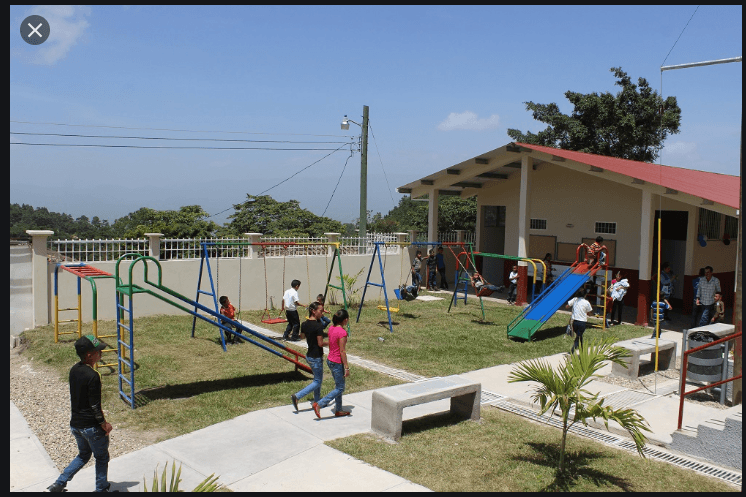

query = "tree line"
[9,195,478,240]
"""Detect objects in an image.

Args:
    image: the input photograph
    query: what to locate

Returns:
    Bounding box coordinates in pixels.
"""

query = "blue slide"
[507,262,598,340]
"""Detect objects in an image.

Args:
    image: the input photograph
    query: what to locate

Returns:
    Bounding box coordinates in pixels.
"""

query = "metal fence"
[48,238,148,263]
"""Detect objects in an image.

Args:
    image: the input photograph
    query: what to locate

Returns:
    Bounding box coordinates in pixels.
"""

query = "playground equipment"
[506,243,607,341]
[114,253,313,409]
[192,241,349,344]
[357,241,411,333]
[54,263,117,369]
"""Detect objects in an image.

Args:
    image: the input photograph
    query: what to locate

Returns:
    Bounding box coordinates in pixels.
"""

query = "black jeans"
[284,310,300,338]
[610,300,624,324]
[571,321,587,353]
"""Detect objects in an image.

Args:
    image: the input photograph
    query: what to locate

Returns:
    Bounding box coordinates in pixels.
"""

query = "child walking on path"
[313,309,351,418]
[566,290,593,354]
[291,302,328,411]
[281,280,305,341]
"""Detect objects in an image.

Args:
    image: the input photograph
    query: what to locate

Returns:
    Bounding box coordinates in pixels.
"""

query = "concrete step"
[668,404,742,471]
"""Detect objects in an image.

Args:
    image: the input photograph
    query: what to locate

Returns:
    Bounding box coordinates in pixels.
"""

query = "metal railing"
[49,238,148,262]
[678,331,742,430]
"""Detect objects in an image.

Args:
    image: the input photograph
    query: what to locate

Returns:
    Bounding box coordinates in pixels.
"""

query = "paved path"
[10,312,740,492]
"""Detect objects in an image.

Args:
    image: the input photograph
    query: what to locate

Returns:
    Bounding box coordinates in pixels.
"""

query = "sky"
[9,5,743,227]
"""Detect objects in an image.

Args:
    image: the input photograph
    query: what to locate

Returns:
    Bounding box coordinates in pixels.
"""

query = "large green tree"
[507,67,681,163]
[224,195,343,237]
[374,195,477,233]
[10,203,112,239]
[111,205,218,238]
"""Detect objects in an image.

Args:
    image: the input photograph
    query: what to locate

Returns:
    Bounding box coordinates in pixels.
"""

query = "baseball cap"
[75,334,108,358]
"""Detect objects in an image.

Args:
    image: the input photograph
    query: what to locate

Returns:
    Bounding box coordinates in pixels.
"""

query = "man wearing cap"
[47,335,113,492]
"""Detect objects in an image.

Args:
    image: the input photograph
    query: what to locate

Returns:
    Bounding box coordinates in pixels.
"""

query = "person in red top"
[313,309,351,418]
[219,295,242,344]
[586,236,605,266]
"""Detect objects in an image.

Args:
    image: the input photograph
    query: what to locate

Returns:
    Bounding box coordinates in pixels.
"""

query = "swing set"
[193,240,349,344]
[356,241,412,333]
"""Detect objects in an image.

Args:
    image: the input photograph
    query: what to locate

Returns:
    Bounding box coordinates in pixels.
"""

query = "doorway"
[652,210,688,303]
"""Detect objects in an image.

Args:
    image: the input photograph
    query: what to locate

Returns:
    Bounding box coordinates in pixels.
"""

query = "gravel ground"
[10,344,159,472]
[598,357,733,410]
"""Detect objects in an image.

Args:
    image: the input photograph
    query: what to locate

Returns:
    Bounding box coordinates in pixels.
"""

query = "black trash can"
[686,331,724,382]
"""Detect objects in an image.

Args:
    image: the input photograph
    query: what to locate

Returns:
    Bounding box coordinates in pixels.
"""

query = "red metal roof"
[516,143,740,209]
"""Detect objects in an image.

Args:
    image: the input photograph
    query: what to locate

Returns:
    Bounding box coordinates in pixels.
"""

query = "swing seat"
[261,317,287,324]
[393,288,403,300]
[476,288,494,297]
[378,305,400,312]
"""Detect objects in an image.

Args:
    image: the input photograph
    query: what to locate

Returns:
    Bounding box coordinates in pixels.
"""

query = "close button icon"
[21,15,50,45]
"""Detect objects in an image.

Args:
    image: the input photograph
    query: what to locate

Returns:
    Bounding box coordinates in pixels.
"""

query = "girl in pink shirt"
[313,309,351,418]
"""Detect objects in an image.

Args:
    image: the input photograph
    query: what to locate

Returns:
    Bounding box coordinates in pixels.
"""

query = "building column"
[636,191,655,326]
[682,207,698,315]
[516,155,532,305]
[26,230,54,328]
[428,189,439,243]
[145,233,163,260]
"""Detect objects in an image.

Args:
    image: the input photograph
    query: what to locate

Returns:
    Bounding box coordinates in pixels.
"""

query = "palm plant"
[143,460,221,492]
[508,337,651,474]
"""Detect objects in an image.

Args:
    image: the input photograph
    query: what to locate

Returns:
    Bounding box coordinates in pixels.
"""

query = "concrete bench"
[371,375,480,441]
[611,338,678,379]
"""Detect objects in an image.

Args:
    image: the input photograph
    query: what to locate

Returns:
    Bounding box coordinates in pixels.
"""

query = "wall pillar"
[26,230,54,328]
[144,233,163,260]
[246,233,262,258]
[516,155,532,305]
[428,189,439,244]
[324,232,340,257]
[636,190,655,326]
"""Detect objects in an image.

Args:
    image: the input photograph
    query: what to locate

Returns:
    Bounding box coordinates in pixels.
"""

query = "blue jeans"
[56,425,110,492]
[699,304,715,327]
[319,316,331,330]
[412,272,421,288]
[571,321,587,353]
[317,360,345,413]
[294,356,323,403]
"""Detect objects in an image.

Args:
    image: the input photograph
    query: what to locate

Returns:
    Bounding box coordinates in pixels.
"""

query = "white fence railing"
[48,238,148,263]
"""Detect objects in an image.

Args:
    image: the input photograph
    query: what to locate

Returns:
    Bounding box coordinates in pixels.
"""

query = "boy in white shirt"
[281,279,305,341]
[507,265,519,305]
[566,289,593,354]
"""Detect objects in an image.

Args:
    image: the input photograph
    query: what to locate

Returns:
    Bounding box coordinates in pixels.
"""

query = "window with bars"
[698,208,722,240]
[594,222,616,234]
[530,219,547,230]
[724,215,739,240]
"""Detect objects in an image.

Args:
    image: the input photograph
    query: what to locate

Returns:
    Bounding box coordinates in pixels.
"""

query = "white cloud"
[437,111,500,131]
[663,141,697,156]
[26,5,91,65]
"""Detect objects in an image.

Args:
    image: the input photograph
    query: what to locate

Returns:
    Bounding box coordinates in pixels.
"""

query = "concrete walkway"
[10,311,740,492]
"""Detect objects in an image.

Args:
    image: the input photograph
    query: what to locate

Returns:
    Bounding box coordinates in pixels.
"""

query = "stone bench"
[611,338,678,379]
[371,375,480,441]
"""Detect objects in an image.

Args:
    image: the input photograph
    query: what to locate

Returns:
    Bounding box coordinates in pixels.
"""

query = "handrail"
[678,331,742,430]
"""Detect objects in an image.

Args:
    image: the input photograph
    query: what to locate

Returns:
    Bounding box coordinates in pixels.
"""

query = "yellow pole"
[655,217,661,371]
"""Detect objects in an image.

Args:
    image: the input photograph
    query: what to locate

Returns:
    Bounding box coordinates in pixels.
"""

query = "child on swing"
[315,294,332,330]
[219,295,242,344]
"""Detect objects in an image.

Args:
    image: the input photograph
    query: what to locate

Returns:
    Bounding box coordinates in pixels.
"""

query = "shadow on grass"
[527,325,567,342]
[401,411,472,437]
[513,442,633,491]
[377,321,400,327]
[133,370,306,406]
[471,319,496,325]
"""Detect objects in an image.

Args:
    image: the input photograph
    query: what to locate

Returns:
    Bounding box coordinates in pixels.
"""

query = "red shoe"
[312,402,321,419]
[335,411,351,417]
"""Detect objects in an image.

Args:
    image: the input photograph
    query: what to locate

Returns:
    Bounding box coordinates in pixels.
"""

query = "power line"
[10,120,354,138]
[10,131,353,145]
[661,5,699,67]
[207,142,351,219]
[10,142,344,151]
[322,150,354,217]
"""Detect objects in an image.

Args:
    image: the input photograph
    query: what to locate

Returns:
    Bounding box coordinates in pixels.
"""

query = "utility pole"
[661,55,742,404]
[360,105,369,247]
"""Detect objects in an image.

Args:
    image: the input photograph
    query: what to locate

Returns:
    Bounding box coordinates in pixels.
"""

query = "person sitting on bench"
[470,272,504,297]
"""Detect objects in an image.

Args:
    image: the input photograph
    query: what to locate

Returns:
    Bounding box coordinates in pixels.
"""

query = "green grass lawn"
[327,407,738,492]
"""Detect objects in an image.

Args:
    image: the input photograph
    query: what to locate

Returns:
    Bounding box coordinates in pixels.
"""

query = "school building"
[398,142,740,326]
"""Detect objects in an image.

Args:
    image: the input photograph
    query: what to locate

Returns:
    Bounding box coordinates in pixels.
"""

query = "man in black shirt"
[48,335,113,492]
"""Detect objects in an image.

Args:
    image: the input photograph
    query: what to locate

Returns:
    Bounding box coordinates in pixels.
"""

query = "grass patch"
[253,296,653,377]
[327,407,738,492]
[22,315,402,441]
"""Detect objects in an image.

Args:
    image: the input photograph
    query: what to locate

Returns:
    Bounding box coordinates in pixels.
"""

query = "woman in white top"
[566,289,593,354]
